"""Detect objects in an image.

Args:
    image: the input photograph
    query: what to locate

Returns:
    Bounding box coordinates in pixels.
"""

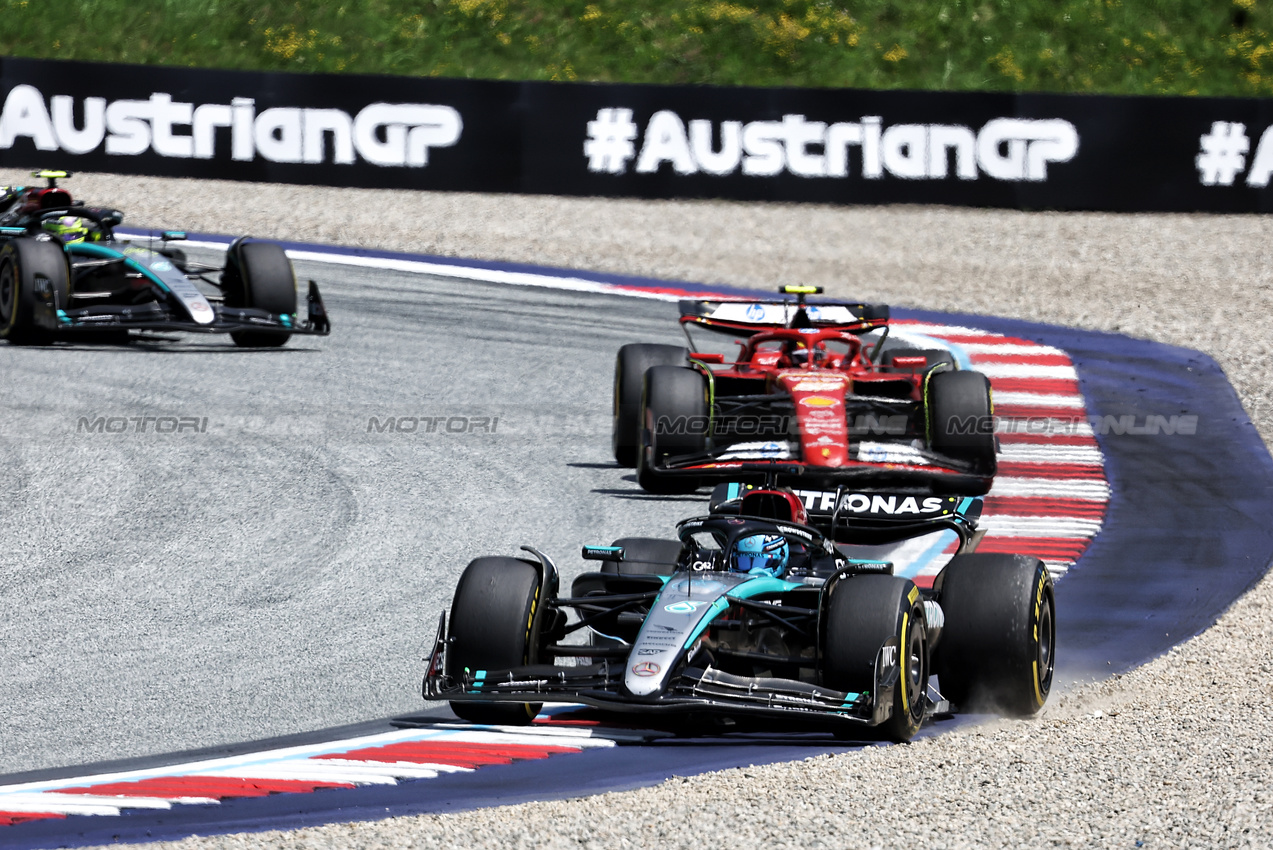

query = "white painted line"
[996,418,1095,437]
[309,759,461,778]
[0,728,504,795]
[284,249,685,302]
[979,516,1105,537]
[980,364,1079,380]
[418,729,614,748]
[198,766,398,785]
[890,323,995,337]
[121,234,690,301]
[0,791,178,815]
[962,343,1068,356]
[424,722,630,741]
[998,444,1105,465]
[989,477,1111,500]
[993,391,1086,409]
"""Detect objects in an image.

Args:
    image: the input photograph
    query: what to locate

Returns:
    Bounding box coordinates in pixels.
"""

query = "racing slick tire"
[613,344,691,467]
[822,574,928,743]
[934,553,1054,717]
[637,365,708,495]
[927,369,996,471]
[601,537,683,576]
[445,557,545,725]
[0,238,70,345]
[222,240,297,348]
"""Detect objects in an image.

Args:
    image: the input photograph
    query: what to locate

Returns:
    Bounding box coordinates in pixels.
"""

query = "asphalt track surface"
[0,247,703,775]
[3,243,1272,847]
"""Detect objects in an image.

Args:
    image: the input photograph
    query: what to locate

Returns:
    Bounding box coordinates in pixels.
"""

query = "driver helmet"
[729,533,789,577]
[789,340,828,367]
[43,216,89,243]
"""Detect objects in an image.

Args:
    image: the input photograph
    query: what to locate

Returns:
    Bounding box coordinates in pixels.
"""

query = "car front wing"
[422,616,914,729]
[40,281,331,336]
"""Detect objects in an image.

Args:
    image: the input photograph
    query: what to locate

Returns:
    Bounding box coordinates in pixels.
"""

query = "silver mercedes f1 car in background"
[0,170,329,347]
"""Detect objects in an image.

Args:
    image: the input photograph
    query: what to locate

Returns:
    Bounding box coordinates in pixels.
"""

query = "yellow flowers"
[992,47,1023,80]
[766,14,812,58]
[452,0,506,24]
[260,25,341,64]
[546,62,577,81]
[706,3,756,25]
[262,26,306,60]
[883,44,907,63]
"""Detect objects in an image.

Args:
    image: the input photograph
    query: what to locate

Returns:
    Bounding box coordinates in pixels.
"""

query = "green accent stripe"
[72,243,171,293]
[680,576,802,649]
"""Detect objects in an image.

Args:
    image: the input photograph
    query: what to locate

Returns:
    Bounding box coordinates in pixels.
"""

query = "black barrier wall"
[3,56,1273,212]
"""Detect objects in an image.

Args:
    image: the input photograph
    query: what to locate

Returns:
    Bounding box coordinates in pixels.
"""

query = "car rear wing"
[710,482,983,546]
[679,298,889,336]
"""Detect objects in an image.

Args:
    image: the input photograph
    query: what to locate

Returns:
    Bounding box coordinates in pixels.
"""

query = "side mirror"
[582,545,624,562]
[690,352,725,364]
[161,230,187,241]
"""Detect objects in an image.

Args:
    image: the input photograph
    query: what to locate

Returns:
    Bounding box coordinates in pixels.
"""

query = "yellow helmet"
[42,216,89,243]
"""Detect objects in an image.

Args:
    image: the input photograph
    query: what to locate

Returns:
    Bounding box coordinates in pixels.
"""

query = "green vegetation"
[3,0,1273,96]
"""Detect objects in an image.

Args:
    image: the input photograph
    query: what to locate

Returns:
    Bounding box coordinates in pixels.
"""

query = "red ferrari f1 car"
[613,287,996,495]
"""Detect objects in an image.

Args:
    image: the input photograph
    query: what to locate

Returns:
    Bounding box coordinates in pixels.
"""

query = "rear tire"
[446,557,545,725]
[0,238,69,345]
[935,554,1054,717]
[927,369,996,471]
[222,241,297,348]
[613,344,690,467]
[637,365,708,495]
[600,537,683,576]
[822,574,928,743]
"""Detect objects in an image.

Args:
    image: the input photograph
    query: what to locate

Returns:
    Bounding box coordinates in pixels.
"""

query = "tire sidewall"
[936,554,1054,716]
[446,557,546,725]
[822,574,928,741]
[613,344,689,467]
[926,369,995,464]
[225,240,296,348]
[0,249,19,336]
[637,364,707,494]
[446,557,543,676]
[0,239,69,343]
[642,365,708,461]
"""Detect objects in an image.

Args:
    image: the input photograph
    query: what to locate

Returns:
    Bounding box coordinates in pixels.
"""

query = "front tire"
[445,557,545,725]
[0,238,70,345]
[637,365,708,495]
[222,240,297,348]
[822,574,928,743]
[935,554,1054,716]
[613,344,690,467]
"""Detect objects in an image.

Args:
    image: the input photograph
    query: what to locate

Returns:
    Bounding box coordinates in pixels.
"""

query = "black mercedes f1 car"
[0,171,329,347]
[423,485,1054,742]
